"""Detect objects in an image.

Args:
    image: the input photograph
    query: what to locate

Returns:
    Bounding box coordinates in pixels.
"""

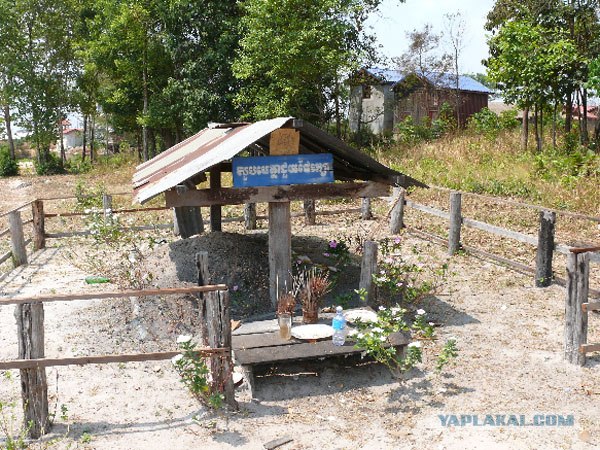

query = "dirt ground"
[0,173,599,449]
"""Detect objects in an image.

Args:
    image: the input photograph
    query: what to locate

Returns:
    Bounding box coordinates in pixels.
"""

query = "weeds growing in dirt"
[172,336,223,409]
[371,236,448,307]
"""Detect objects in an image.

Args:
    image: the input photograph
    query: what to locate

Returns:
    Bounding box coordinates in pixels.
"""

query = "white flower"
[177,335,192,344]
[429,322,435,326]
[379,336,386,342]
[171,354,184,365]
[372,327,383,334]
[378,306,386,311]
[408,341,422,348]
[357,333,364,339]
[416,309,426,316]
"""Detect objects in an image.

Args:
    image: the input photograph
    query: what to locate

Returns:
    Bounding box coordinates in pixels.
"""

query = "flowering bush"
[372,237,448,306]
[321,239,351,284]
[172,335,223,409]
[353,306,457,376]
[85,208,123,244]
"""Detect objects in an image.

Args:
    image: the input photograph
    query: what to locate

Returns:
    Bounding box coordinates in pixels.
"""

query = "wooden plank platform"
[232,331,409,366]
[231,310,410,397]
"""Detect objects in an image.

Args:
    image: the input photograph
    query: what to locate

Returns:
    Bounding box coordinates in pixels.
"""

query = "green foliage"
[34,152,65,175]
[436,339,458,373]
[85,208,123,244]
[395,105,454,146]
[0,146,18,177]
[534,146,600,186]
[352,306,458,376]
[371,237,448,306]
[233,0,389,124]
[172,336,223,409]
[65,154,92,174]
[468,107,519,140]
[74,180,105,210]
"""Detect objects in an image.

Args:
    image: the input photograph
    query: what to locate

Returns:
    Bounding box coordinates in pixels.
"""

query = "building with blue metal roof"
[349,67,492,134]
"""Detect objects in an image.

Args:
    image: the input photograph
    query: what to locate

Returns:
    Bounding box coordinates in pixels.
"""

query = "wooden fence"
[565,248,600,366]
[0,285,236,439]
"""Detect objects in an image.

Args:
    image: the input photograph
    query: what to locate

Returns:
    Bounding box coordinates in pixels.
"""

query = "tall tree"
[444,12,466,126]
[233,0,393,125]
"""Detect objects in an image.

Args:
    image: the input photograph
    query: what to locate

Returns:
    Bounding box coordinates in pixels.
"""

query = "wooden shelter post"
[267,129,299,306]
[210,168,222,232]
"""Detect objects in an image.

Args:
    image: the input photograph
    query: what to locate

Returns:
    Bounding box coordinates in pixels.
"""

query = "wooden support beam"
[9,210,27,267]
[359,241,378,306]
[165,181,390,208]
[535,210,556,287]
[565,252,589,366]
[580,343,600,354]
[32,200,45,250]
[0,285,228,306]
[102,193,112,225]
[244,203,257,230]
[304,200,316,225]
[390,187,405,234]
[0,349,228,370]
[582,302,600,313]
[361,198,373,220]
[16,302,49,438]
[269,202,292,307]
[210,168,222,232]
[448,192,462,255]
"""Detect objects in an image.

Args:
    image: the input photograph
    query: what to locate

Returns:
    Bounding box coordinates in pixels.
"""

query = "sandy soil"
[0,202,599,450]
[0,171,599,449]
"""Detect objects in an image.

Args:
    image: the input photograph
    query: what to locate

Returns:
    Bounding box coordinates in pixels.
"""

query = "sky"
[369,0,497,74]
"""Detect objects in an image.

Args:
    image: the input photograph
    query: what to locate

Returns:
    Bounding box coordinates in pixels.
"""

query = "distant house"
[63,128,83,148]
[349,67,493,134]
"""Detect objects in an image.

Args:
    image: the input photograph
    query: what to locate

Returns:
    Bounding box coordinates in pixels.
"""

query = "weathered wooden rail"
[0,285,236,439]
[565,247,600,365]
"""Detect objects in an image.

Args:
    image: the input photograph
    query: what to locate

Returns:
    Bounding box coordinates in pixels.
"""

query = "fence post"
[565,252,589,366]
[102,193,112,225]
[304,200,316,225]
[390,187,405,234]
[9,210,27,267]
[205,288,238,409]
[210,168,222,232]
[535,210,556,287]
[32,200,45,251]
[361,198,373,220]
[195,252,210,346]
[15,302,49,438]
[244,203,257,230]
[359,240,378,306]
[448,192,462,255]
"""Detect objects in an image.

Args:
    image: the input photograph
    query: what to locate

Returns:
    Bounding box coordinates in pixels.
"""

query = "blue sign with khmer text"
[233,153,334,187]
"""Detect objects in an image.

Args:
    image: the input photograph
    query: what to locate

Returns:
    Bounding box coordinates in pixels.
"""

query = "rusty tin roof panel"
[133,117,292,204]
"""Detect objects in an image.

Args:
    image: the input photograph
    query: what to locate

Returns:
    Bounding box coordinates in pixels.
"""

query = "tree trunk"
[149,128,156,159]
[580,88,589,145]
[3,104,16,159]
[552,102,557,149]
[90,113,96,162]
[142,50,149,161]
[534,106,542,152]
[565,90,573,133]
[82,114,88,161]
[105,114,110,156]
[58,111,65,163]
[334,77,341,138]
[521,107,529,151]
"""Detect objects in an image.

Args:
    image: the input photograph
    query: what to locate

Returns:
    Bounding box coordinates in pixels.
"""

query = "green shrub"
[34,152,65,175]
[65,154,92,174]
[468,107,500,139]
[0,146,18,177]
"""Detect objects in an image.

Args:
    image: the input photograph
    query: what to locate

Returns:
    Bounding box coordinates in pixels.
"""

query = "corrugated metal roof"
[365,67,493,94]
[133,117,426,204]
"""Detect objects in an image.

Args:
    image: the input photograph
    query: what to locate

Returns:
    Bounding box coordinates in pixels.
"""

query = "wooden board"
[233,331,409,366]
[165,181,390,208]
[269,129,300,155]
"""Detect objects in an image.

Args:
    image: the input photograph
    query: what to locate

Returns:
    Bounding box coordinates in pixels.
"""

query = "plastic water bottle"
[332,306,346,346]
